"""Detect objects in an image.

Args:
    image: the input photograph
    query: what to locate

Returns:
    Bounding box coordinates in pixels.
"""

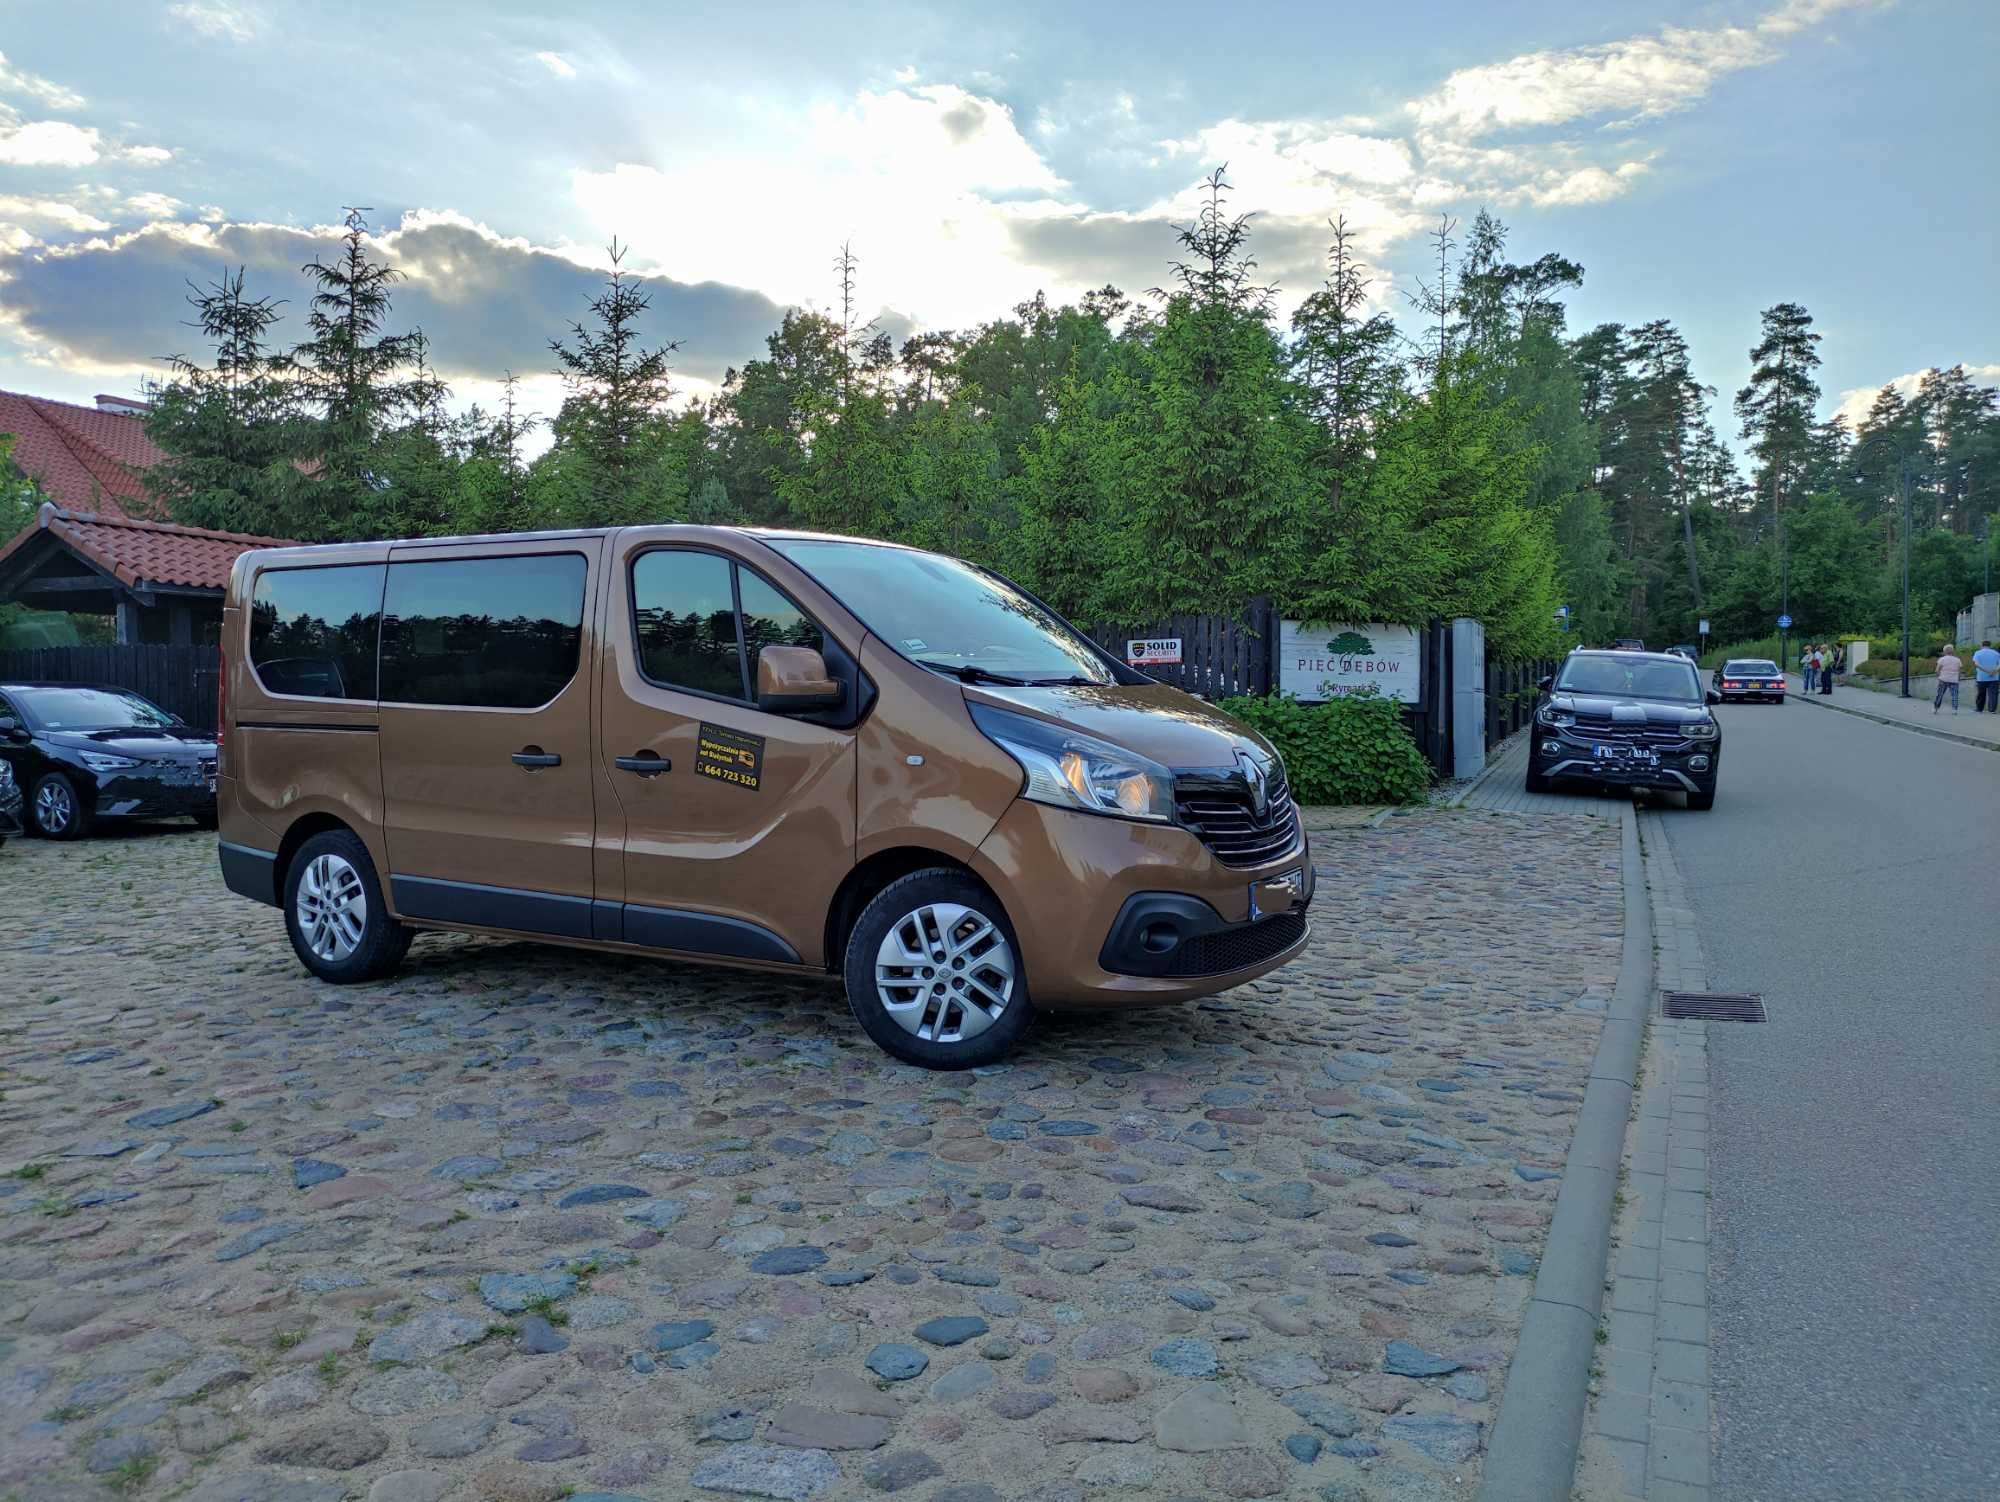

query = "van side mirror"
[1537,675,1554,693]
[757,646,844,715]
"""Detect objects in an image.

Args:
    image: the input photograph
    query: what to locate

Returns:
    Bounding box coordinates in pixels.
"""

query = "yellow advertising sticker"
[695,722,764,791]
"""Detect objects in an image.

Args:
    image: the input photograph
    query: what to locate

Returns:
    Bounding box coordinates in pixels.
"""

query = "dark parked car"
[0,683,218,840]
[1527,649,1725,810]
[0,757,22,844]
[1712,657,1786,703]
[1611,637,1646,651]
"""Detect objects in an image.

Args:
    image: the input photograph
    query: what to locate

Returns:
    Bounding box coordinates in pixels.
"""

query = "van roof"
[239,523,924,562]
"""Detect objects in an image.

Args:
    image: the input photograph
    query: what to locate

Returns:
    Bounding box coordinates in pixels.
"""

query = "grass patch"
[107,1454,161,1494]
[271,1327,310,1351]
[45,1403,88,1423]
[520,1295,569,1326]
[1594,1325,1610,1345]
[314,1353,342,1382]
[10,1162,47,1180]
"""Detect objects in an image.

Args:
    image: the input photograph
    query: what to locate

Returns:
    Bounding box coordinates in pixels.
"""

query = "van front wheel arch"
[841,867,1033,1070]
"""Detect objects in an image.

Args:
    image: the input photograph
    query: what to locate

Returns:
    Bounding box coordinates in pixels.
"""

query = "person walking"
[1973,640,2000,713]
[1935,645,1962,713]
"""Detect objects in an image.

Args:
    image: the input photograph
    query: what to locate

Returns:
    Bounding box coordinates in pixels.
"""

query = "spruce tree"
[1734,301,1822,529]
[548,238,683,525]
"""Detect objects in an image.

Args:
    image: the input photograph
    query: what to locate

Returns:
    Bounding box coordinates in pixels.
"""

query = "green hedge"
[1219,690,1432,806]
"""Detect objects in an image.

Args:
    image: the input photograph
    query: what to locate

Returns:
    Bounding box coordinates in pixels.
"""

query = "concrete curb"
[1788,685,2000,752]
[1478,801,1650,1502]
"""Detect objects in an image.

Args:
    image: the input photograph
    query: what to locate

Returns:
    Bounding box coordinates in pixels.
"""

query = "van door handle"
[614,753,669,777]
[511,749,562,768]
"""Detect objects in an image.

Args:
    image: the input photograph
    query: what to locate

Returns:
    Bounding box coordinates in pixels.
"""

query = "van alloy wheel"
[296,852,366,962]
[874,900,1017,1044]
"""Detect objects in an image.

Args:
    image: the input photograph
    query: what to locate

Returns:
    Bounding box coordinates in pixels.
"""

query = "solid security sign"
[1127,638,1183,665]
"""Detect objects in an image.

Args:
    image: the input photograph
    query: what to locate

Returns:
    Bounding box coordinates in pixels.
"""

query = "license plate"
[1249,868,1304,920]
[1593,744,1657,766]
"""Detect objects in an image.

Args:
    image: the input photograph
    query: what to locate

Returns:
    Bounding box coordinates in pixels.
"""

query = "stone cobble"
[0,809,1620,1501]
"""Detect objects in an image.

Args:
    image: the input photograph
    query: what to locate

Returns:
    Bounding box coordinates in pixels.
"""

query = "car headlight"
[1535,704,1575,728]
[77,751,141,772]
[968,705,1175,822]
[1686,719,1719,741]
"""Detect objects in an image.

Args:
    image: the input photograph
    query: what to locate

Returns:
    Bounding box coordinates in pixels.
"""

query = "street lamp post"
[1898,453,1912,698]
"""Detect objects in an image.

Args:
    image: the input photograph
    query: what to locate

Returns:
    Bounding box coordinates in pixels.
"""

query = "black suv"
[0,682,218,839]
[1527,650,1724,810]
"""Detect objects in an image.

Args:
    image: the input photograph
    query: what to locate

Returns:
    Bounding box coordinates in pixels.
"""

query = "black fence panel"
[1085,597,1275,701]
[0,644,218,731]
[1484,655,1557,749]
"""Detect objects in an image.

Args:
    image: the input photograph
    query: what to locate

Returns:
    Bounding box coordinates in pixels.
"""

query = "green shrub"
[1219,690,1431,806]
[1856,655,1942,678]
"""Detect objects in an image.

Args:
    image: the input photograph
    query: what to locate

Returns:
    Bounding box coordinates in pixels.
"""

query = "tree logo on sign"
[1326,630,1375,656]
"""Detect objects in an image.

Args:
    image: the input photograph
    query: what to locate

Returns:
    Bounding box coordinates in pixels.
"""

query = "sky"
[0,0,1994,445]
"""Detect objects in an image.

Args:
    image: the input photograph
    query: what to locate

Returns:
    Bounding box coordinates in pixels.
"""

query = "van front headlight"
[968,705,1175,822]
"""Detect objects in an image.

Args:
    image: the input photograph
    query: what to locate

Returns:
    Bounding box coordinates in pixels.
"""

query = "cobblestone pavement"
[0,809,1620,1502]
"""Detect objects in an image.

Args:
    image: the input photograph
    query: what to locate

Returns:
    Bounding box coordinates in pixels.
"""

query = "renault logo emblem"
[1237,749,1269,819]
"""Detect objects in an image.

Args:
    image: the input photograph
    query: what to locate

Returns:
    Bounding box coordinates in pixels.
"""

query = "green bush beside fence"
[1220,690,1432,807]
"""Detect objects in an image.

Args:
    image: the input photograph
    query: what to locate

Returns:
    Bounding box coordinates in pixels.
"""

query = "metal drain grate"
[1661,991,1766,1022]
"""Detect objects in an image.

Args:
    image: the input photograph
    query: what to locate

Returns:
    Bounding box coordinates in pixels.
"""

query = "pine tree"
[548,238,683,525]
[1013,359,1118,618]
[146,266,306,536]
[1289,216,1403,499]
[290,208,448,537]
[1734,301,1822,529]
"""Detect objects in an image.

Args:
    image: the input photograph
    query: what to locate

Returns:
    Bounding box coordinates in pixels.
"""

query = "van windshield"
[770,540,1116,686]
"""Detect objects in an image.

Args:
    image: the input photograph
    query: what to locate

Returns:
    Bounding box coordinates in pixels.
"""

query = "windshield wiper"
[914,659,1030,686]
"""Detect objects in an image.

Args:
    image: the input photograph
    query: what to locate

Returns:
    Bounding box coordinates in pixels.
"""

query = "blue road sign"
[1777,613,1793,629]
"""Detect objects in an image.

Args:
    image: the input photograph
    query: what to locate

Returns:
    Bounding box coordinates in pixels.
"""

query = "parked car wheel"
[283,829,412,983]
[31,772,92,840]
[1687,783,1716,811]
[843,868,1033,1069]
[1525,765,1551,794]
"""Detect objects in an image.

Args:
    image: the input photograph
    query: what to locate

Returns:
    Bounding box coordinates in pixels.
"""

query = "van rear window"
[380,554,586,709]
[249,563,385,700]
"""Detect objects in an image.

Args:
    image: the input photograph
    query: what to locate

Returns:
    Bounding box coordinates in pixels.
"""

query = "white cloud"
[1409,0,1890,137]
[0,195,111,234]
[1834,365,2000,429]
[168,3,257,43]
[533,51,577,80]
[0,50,86,110]
[572,84,1077,327]
[122,144,175,164]
[0,119,102,167]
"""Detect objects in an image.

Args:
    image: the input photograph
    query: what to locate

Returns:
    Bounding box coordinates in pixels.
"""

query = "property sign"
[1699,618,1710,636]
[1279,621,1422,703]
[1126,637,1183,666]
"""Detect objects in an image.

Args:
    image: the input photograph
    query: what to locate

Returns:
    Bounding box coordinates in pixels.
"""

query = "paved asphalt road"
[1661,697,1998,1500]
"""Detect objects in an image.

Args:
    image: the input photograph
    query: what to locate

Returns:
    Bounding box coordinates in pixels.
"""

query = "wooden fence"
[0,644,218,730]
[1084,598,1276,701]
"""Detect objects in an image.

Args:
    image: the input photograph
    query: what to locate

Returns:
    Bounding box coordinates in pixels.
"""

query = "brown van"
[216,528,1313,1068]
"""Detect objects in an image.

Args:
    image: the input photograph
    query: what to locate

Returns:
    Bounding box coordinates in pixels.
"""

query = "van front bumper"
[971,799,1312,1008]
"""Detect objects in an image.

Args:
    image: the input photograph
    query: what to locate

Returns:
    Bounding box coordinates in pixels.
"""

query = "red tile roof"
[0,503,293,593]
[0,389,164,519]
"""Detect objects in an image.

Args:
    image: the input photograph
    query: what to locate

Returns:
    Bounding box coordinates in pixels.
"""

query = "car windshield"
[16,687,180,730]
[1555,656,1702,702]
[769,540,1116,685]
[1725,660,1778,676]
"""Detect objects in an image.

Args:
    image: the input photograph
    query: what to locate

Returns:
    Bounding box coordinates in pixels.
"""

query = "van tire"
[282,828,412,984]
[842,868,1032,1070]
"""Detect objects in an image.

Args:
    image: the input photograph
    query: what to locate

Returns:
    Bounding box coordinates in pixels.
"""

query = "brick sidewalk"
[0,811,1621,1502]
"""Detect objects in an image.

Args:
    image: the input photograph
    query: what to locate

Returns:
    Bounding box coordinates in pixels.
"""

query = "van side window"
[739,569,827,663]
[632,550,746,698]
[380,554,586,709]
[249,563,385,700]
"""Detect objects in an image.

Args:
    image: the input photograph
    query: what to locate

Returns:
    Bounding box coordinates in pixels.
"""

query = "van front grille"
[1162,911,1308,977]
[1175,770,1300,870]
